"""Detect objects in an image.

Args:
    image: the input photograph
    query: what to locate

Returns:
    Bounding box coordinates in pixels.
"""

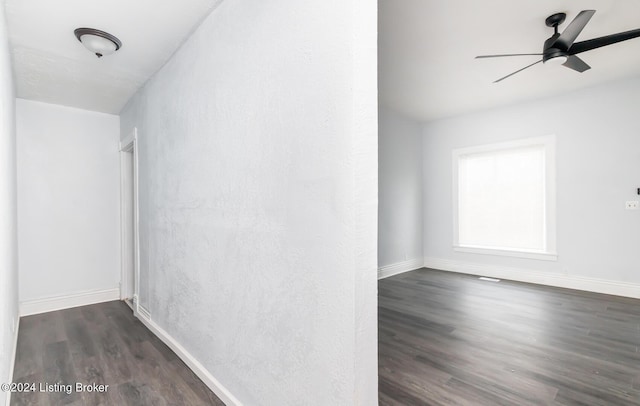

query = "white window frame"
[452,135,557,261]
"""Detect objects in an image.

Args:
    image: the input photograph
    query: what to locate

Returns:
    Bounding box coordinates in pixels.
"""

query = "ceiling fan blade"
[569,28,640,54]
[562,55,591,72]
[476,53,542,59]
[493,59,543,83]
[554,10,596,50]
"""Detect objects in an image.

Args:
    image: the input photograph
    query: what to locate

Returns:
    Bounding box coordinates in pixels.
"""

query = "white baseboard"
[136,303,151,320]
[424,257,640,299]
[5,317,19,406]
[20,287,120,316]
[378,258,424,279]
[135,310,242,406]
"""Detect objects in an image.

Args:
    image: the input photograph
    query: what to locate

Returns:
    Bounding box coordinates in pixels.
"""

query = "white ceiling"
[379,0,640,122]
[5,0,222,114]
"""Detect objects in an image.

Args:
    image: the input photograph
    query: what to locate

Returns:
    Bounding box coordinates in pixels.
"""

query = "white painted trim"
[5,318,19,406]
[120,130,136,151]
[135,311,242,406]
[423,257,640,299]
[119,150,128,300]
[453,246,557,261]
[378,258,424,279]
[119,128,140,310]
[19,288,120,316]
[119,143,130,300]
[136,304,151,320]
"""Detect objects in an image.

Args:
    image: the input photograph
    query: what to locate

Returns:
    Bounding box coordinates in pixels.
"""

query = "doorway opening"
[120,129,139,311]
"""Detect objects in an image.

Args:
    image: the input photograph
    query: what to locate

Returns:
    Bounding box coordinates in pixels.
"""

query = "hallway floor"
[11,300,225,406]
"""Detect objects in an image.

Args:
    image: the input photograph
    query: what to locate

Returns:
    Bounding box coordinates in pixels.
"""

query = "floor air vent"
[479,276,501,282]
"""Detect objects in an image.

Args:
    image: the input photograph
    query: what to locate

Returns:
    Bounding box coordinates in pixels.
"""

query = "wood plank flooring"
[11,300,225,406]
[379,268,640,406]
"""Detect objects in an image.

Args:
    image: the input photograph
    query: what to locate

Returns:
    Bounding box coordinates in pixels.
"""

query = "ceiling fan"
[476,10,640,83]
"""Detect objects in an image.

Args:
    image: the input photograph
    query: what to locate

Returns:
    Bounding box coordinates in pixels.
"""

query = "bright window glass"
[454,136,556,259]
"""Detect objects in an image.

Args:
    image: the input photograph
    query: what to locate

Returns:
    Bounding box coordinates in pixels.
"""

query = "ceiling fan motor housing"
[543,13,569,64]
[543,35,567,63]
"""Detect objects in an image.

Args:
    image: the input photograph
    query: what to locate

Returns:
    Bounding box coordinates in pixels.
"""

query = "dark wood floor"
[379,268,640,406]
[11,300,225,406]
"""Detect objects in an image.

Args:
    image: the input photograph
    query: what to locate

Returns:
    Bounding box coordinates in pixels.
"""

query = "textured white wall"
[0,4,18,406]
[423,77,640,283]
[120,0,378,404]
[378,107,423,267]
[16,99,121,302]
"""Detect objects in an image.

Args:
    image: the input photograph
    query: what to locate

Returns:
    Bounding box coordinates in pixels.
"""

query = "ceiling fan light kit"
[544,55,567,66]
[74,28,122,58]
[476,10,640,83]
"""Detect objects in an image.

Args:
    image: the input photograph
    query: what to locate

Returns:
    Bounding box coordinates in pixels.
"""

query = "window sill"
[454,245,558,261]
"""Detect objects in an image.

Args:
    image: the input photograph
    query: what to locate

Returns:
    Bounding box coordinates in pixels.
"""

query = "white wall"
[120,0,378,405]
[17,99,121,305]
[378,107,423,268]
[0,3,18,406]
[423,77,640,290]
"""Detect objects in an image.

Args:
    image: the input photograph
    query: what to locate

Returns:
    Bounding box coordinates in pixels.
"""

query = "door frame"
[119,128,140,314]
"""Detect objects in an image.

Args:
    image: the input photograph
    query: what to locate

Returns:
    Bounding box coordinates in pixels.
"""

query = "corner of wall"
[0,3,19,406]
[4,318,19,406]
[378,258,424,279]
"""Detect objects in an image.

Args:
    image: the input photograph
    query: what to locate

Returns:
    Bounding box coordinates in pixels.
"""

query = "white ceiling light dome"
[74,28,122,58]
[544,55,568,66]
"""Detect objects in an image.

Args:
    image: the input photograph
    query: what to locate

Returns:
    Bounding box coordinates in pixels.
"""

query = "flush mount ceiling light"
[74,28,122,58]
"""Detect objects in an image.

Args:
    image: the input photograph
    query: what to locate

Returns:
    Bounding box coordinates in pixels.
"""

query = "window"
[453,136,556,260]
